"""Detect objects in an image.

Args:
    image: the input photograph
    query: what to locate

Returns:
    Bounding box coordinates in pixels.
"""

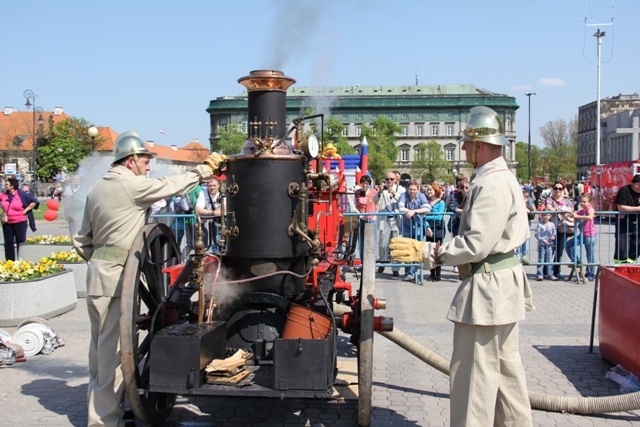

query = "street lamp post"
[88,126,99,151]
[23,90,44,194]
[525,92,537,183]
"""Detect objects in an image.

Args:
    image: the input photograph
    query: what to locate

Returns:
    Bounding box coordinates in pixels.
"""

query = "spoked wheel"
[120,223,180,425]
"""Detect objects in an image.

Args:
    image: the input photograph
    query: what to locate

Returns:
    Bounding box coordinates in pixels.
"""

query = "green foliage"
[538,117,578,182]
[324,117,355,155]
[362,116,401,182]
[514,141,543,183]
[212,124,247,155]
[37,117,97,180]
[411,141,452,183]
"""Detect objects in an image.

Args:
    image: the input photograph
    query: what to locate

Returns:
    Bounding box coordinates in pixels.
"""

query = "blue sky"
[2,0,637,149]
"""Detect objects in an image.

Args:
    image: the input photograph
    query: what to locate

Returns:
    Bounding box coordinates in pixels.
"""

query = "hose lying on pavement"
[333,304,640,414]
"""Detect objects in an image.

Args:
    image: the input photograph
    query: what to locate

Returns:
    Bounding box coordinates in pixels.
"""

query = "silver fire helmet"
[459,106,510,146]
[112,131,156,164]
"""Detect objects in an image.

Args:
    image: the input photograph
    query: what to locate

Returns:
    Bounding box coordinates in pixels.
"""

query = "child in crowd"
[568,194,597,281]
[537,198,546,216]
[517,190,536,265]
[536,213,557,281]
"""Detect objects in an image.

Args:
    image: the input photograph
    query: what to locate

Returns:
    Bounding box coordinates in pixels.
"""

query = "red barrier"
[599,267,640,377]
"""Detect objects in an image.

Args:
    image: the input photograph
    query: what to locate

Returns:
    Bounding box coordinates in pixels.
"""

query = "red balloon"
[44,210,58,221]
[46,199,60,211]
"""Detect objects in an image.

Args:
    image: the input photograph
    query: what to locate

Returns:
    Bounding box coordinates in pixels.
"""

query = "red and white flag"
[159,130,166,135]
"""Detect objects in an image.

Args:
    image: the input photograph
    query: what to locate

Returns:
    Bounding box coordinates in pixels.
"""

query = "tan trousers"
[87,296,125,427]
[450,322,532,427]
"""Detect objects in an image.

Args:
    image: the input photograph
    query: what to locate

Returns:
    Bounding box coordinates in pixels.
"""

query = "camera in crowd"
[359,189,367,197]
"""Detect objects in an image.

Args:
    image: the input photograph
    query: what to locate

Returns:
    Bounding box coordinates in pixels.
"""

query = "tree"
[37,117,97,180]
[538,117,578,181]
[514,141,543,183]
[412,141,452,183]
[362,116,401,182]
[212,124,247,155]
[324,116,355,155]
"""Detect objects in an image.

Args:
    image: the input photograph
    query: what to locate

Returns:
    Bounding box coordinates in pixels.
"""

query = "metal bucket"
[281,304,332,340]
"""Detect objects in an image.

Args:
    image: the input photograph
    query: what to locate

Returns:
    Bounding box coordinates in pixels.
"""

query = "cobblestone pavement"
[1,220,639,426]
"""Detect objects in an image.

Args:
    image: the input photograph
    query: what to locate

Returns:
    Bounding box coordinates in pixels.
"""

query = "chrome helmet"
[459,106,510,146]
[112,131,156,164]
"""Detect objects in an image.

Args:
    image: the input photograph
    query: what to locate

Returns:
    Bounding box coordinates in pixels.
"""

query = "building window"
[401,113,408,120]
[431,112,438,119]
[431,125,439,136]
[387,113,393,119]
[402,126,408,136]
[342,113,348,120]
[505,119,512,132]
[417,113,424,119]
[445,148,454,161]
[372,113,378,119]
[241,121,248,133]
[342,128,348,137]
[446,125,454,136]
[356,126,362,137]
[357,113,363,120]
[400,149,409,162]
[416,125,423,136]
[415,147,425,161]
[447,112,454,119]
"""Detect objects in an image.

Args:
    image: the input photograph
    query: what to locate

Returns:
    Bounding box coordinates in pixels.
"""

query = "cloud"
[538,77,566,87]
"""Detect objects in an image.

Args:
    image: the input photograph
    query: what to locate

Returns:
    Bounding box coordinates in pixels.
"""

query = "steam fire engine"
[118,70,392,425]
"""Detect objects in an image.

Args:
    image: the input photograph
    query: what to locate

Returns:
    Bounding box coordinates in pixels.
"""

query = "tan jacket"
[439,157,534,325]
[73,164,211,297]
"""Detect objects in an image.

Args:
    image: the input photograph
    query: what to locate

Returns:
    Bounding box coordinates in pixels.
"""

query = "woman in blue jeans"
[397,180,430,282]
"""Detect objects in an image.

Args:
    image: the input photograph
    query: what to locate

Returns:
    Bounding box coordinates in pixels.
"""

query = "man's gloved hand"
[389,237,425,263]
[390,238,440,269]
[203,153,227,173]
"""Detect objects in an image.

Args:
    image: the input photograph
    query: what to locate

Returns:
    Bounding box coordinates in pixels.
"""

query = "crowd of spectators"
[348,172,616,282]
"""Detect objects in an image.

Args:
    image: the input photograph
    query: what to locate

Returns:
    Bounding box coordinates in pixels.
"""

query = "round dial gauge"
[301,134,319,158]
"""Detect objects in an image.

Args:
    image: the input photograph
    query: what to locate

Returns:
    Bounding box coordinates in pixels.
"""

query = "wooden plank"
[358,222,376,426]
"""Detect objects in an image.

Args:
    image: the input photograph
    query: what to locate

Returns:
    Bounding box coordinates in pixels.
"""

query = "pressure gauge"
[300,134,319,158]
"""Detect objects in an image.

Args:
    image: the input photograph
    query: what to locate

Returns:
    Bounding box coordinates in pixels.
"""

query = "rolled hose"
[333,304,640,414]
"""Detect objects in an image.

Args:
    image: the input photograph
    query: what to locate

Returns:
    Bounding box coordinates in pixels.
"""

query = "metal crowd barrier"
[152,209,640,285]
[344,211,455,285]
[150,213,221,258]
[522,210,639,282]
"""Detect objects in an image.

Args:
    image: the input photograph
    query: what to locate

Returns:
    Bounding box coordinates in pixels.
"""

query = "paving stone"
[1,220,639,425]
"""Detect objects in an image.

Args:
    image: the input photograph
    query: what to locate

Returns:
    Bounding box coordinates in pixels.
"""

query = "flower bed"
[26,235,73,245]
[48,250,87,298]
[0,259,65,282]
[20,235,73,261]
[0,269,76,327]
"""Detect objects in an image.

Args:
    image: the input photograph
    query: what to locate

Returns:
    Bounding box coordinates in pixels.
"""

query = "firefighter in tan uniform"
[391,107,534,427]
[73,131,226,427]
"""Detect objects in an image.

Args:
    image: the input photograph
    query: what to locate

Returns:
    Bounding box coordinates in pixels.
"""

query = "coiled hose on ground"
[333,304,640,414]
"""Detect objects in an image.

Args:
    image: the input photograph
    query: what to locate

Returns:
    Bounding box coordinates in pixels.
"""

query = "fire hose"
[332,303,640,415]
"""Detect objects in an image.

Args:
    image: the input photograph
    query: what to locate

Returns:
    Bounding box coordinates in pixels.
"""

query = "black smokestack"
[238,70,296,140]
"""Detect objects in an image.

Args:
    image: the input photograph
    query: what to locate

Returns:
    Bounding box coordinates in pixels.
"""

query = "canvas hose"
[332,303,640,414]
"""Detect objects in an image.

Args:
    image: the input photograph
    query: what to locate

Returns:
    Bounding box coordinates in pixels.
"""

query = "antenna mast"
[585,7,614,166]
